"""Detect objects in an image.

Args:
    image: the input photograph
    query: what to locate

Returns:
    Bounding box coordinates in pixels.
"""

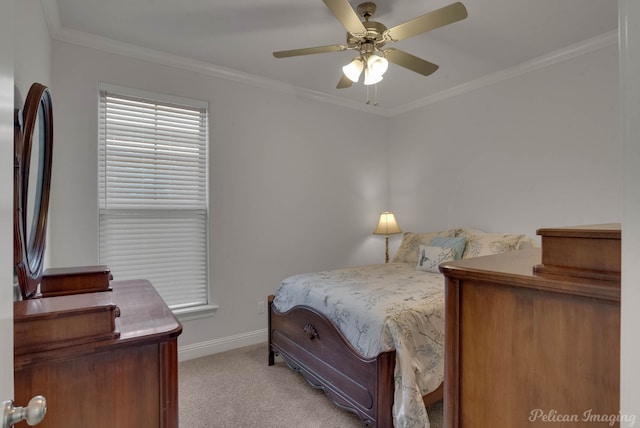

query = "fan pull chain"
[364,85,380,106]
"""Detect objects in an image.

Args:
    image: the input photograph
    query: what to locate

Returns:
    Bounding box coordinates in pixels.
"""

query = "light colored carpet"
[179,342,443,427]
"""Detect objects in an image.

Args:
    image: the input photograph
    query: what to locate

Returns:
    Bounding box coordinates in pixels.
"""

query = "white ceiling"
[47,0,618,112]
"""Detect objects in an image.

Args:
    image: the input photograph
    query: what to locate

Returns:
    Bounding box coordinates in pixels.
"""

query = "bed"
[268,228,536,428]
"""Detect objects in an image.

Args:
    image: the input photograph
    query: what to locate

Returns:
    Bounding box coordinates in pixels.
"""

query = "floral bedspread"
[272,263,445,428]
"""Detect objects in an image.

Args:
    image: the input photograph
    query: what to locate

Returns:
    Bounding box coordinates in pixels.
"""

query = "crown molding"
[41,0,616,118]
[387,30,619,116]
[41,1,391,117]
[53,27,392,117]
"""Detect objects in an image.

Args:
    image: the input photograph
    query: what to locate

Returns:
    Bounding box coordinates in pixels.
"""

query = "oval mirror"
[14,83,53,299]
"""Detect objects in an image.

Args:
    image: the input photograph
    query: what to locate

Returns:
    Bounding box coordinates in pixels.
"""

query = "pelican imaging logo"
[528,409,636,426]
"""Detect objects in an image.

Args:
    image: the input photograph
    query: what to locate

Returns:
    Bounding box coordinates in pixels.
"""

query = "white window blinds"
[98,84,209,310]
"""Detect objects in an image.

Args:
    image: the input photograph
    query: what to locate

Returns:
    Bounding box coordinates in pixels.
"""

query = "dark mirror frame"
[14,83,53,299]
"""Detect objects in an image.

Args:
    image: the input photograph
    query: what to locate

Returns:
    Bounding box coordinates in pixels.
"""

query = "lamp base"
[385,236,390,263]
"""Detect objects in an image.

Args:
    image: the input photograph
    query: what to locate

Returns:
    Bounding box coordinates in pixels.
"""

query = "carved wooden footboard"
[268,295,443,428]
[268,295,395,427]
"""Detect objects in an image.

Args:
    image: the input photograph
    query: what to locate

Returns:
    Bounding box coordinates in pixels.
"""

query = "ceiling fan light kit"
[272,0,468,106]
[342,53,388,84]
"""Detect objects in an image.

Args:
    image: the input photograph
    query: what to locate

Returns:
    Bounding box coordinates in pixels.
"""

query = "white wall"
[389,44,620,241]
[14,0,51,105]
[1,0,15,400]
[620,0,640,424]
[49,41,390,349]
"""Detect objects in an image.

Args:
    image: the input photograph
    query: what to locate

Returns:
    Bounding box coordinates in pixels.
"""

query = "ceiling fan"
[273,0,468,91]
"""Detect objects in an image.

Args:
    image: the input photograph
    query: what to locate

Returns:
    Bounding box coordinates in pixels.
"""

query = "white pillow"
[393,230,457,264]
[456,228,524,259]
[416,245,455,273]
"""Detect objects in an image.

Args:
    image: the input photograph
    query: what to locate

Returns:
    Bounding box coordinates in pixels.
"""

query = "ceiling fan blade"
[336,73,353,89]
[383,48,439,76]
[322,0,367,36]
[273,44,348,58]
[385,2,468,42]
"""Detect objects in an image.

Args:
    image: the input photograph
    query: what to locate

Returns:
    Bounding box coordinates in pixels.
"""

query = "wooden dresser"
[13,279,183,428]
[11,83,183,427]
[440,224,620,428]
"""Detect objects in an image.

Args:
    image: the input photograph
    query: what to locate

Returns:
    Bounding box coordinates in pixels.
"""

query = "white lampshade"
[367,54,388,76]
[364,55,387,85]
[373,211,402,236]
[343,58,364,82]
[364,68,383,85]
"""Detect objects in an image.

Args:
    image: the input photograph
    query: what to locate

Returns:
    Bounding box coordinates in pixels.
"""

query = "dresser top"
[439,248,620,302]
[14,279,182,368]
[536,223,621,239]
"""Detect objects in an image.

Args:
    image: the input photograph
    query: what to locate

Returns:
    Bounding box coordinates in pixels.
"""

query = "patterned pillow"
[456,228,524,259]
[393,230,457,264]
[416,245,455,273]
[429,236,467,260]
[517,236,540,249]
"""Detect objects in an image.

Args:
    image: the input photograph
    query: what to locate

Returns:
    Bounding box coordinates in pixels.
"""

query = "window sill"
[172,304,219,322]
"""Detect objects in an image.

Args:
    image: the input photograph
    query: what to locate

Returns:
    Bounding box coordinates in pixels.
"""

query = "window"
[98,83,210,315]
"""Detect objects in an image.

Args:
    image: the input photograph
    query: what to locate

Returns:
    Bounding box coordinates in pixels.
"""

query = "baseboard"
[178,328,268,362]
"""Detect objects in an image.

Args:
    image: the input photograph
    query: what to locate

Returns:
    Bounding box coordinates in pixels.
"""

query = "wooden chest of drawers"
[440,225,620,428]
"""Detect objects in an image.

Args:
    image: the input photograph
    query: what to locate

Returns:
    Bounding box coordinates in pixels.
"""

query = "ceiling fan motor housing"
[346,21,387,49]
[357,2,377,19]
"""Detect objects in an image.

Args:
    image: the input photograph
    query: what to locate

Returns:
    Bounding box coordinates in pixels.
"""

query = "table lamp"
[373,211,403,263]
